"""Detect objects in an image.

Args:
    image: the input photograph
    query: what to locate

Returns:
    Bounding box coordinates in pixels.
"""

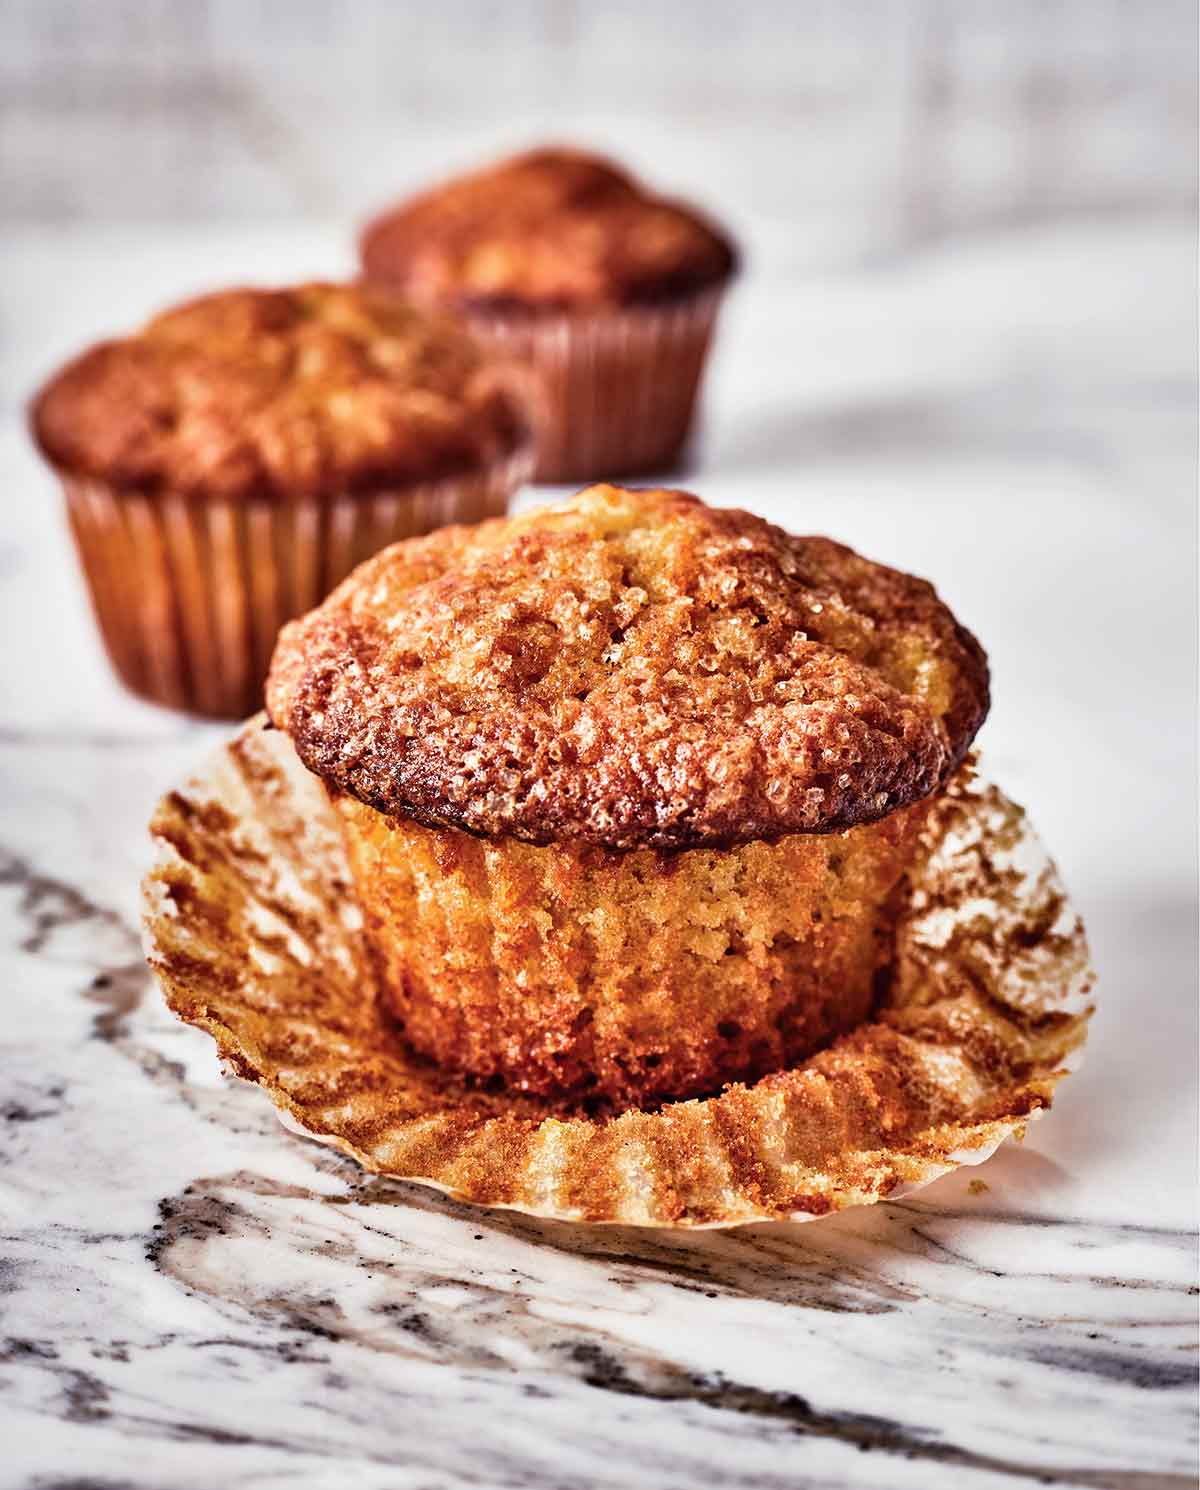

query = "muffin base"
[465,291,723,483]
[144,718,1094,1228]
[60,448,532,719]
[336,795,933,1110]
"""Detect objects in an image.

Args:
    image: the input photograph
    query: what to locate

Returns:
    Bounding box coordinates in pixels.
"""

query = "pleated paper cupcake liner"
[466,290,724,484]
[60,448,533,719]
[143,720,1094,1229]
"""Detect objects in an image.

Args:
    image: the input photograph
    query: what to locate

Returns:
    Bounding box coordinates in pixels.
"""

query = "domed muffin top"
[31,283,529,501]
[267,487,989,851]
[360,148,737,312]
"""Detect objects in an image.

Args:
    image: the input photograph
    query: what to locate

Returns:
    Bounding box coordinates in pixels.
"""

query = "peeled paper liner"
[143,718,1094,1229]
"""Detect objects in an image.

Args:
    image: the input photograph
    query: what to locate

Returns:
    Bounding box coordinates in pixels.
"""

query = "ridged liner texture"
[466,291,722,483]
[143,718,1094,1228]
[60,448,532,719]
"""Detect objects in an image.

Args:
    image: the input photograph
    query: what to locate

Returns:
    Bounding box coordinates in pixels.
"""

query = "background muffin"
[360,148,737,483]
[31,282,533,718]
[268,486,989,1109]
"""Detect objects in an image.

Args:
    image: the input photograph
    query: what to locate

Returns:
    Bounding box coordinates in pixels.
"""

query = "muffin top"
[360,148,737,312]
[267,487,989,851]
[31,283,529,501]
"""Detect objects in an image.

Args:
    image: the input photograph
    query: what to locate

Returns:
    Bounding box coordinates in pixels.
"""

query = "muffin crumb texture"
[361,147,737,311]
[31,283,527,500]
[340,792,932,1107]
[269,487,989,851]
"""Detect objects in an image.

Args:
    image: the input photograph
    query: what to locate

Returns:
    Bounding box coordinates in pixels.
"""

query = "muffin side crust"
[360,147,737,312]
[337,790,934,1108]
[268,487,989,852]
[31,283,529,501]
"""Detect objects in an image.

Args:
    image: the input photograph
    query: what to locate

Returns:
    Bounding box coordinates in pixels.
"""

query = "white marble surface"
[1,217,1196,1487]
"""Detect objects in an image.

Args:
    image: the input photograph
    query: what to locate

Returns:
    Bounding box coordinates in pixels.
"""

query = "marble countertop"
[1,217,1196,1489]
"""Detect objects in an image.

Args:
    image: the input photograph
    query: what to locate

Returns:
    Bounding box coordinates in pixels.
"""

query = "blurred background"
[3,0,1196,254]
[0,0,1196,1229]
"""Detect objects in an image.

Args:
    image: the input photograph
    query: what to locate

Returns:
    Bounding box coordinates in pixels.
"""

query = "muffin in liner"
[359,148,736,482]
[31,282,534,719]
[266,487,994,1113]
[461,290,722,483]
[57,450,531,719]
[143,718,1094,1229]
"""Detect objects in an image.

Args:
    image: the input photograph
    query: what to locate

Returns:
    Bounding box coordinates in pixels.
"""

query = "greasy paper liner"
[60,448,532,720]
[143,719,1094,1228]
[465,291,723,484]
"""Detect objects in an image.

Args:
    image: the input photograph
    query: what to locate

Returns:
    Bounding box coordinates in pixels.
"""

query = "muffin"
[360,148,737,483]
[266,488,989,1111]
[31,282,533,718]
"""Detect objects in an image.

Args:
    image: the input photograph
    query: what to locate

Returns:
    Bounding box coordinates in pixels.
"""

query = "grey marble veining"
[0,825,1195,1489]
[1,215,1197,1487]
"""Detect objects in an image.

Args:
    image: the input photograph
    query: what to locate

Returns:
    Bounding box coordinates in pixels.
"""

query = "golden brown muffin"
[32,282,528,500]
[360,147,737,311]
[359,148,738,482]
[30,283,533,718]
[267,487,989,1107]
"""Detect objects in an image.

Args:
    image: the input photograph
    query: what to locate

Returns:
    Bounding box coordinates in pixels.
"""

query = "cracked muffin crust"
[267,487,989,852]
[360,147,737,312]
[31,282,530,501]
